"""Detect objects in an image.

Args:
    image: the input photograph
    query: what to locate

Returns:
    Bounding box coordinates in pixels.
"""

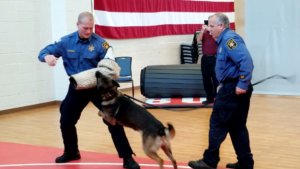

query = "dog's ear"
[112,80,120,87]
[95,71,103,78]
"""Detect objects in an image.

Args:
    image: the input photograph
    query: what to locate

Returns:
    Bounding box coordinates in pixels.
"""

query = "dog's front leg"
[98,111,105,117]
[98,111,117,125]
[103,116,117,125]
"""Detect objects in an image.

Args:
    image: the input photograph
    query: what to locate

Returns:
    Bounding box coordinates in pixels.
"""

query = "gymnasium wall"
[6,0,290,111]
[0,0,55,110]
[245,0,300,95]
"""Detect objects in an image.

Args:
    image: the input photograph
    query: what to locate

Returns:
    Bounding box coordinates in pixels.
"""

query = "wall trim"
[0,101,61,115]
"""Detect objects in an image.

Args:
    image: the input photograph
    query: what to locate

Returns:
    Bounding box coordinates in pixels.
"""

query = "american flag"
[94,0,235,39]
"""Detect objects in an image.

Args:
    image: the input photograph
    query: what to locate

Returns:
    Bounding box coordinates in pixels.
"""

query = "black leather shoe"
[123,157,140,169]
[226,162,240,169]
[188,159,215,169]
[55,152,81,163]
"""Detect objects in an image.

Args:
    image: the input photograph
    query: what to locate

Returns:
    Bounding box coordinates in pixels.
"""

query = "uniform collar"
[216,28,230,45]
[75,32,92,43]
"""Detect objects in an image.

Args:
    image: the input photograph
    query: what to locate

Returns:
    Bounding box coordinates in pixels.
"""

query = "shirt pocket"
[63,50,79,71]
[83,51,98,60]
[83,51,100,67]
[66,50,78,59]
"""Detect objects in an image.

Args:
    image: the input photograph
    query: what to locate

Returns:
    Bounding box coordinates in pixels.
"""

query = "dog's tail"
[166,123,176,139]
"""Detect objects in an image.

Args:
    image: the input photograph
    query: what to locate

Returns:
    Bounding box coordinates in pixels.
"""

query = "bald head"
[77,12,94,39]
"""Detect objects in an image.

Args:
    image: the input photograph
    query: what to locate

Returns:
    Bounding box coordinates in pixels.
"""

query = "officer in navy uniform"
[38,11,140,169]
[188,13,254,169]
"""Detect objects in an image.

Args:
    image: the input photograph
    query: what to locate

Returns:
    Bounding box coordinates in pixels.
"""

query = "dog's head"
[95,71,120,101]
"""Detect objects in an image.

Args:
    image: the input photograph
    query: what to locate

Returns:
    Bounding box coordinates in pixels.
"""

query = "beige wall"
[107,35,192,89]
[0,0,55,110]
[234,0,245,37]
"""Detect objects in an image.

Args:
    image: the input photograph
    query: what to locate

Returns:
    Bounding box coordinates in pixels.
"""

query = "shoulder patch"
[226,38,237,50]
[102,41,110,50]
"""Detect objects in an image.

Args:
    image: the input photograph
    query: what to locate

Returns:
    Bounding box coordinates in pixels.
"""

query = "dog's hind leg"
[143,135,164,169]
[161,138,177,169]
[145,150,164,169]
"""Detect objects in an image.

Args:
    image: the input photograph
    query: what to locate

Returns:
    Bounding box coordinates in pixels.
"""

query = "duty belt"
[221,78,238,83]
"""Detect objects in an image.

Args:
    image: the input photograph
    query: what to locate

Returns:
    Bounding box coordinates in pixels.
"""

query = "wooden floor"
[1,89,300,169]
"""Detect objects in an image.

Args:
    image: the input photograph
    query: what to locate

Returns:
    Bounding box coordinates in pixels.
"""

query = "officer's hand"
[201,25,208,32]
[45,55,57,66]
[236,87,246,95]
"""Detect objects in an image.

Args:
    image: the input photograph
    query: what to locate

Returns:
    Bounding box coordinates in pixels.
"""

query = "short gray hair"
[78,11,94,23]
[209,13,230,28]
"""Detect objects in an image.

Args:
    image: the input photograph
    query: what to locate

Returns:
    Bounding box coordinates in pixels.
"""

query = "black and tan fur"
[95,71,177,169]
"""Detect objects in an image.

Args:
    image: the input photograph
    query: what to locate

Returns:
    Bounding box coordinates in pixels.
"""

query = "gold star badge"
[88,44,95,52]
[226,39,237,49]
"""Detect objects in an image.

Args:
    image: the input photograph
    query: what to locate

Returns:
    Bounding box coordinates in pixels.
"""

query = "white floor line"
[0,162,190,168]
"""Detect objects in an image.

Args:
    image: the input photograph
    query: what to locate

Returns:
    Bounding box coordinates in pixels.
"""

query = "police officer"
[38,11,140,169]
[188,13,254,169]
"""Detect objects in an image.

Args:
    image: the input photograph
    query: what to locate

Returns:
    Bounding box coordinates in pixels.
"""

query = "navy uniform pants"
[203,81,254,169]
[59,84,134,158]
[201,55,218,102]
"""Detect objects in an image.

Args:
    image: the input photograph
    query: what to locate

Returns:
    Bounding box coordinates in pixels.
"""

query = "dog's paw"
[98,111,104,117]
[109,118,117,125]
[103,117,117,125]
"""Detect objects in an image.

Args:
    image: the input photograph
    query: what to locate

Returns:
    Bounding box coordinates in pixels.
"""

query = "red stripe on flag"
[94,0,234,12]
[95,23,235,39]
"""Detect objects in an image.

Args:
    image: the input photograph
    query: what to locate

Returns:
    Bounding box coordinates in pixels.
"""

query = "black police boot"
[123,157,140,169]
[55,152,81,163]
[188,159,215,169]
[226,162,240,169]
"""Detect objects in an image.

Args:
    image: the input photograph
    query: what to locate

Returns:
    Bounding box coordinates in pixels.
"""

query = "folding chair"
[115,56,134,97]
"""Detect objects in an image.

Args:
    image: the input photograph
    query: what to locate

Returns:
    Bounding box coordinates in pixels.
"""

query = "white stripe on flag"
[94,11,235,27]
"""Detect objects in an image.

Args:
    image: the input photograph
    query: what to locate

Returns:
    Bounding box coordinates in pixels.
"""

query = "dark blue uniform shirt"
[38,32,109,76]
[215,28,254,90]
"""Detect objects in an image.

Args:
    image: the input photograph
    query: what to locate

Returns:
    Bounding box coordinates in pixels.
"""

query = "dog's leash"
[218,74,295,98]
[124,74,295,111]
[251,74,294,86]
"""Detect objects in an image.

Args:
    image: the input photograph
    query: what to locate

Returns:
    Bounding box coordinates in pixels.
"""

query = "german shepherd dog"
[95,71,177,169]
